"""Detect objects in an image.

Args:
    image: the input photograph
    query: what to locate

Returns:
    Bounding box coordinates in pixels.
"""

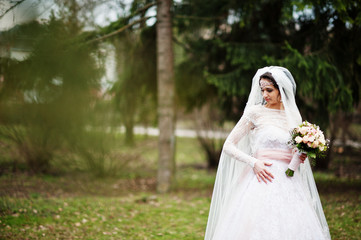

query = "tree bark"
[156,0,175,193]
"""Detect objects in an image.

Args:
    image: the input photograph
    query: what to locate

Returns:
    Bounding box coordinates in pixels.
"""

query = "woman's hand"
[299,153,307,163]
[293,149,307,163]
[253,160,274,183]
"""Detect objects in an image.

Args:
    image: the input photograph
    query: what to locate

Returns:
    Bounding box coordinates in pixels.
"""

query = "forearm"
[223,140,258,167]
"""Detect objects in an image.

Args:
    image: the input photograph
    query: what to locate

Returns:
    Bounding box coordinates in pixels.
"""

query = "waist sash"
[254,148,293,164]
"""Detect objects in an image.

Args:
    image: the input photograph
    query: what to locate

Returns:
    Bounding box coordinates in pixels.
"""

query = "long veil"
[204,66,331,240]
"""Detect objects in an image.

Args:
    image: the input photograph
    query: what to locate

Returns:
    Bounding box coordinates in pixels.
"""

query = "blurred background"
[0,0,360,239]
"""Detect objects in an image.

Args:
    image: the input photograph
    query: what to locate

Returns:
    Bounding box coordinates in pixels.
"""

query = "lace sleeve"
[223,109,258,168]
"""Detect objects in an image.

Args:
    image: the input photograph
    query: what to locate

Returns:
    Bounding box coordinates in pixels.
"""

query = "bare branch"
[87,2,157,43]
[172,36,191,52]
[0,0,26,19]
[128,2,157,20]
[174,15,223,21]
[88,16,154,43]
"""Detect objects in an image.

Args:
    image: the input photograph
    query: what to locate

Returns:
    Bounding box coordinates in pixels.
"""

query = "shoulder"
[242,104,262,121]
[244,104,263,115]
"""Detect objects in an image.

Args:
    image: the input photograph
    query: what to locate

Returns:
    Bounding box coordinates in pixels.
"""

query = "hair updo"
[259,72,279,90]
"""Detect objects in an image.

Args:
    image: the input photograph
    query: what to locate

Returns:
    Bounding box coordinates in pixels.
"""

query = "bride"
[204,66,331,240]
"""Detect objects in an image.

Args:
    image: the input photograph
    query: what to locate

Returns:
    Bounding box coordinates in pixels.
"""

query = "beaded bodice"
[223,105,291,167]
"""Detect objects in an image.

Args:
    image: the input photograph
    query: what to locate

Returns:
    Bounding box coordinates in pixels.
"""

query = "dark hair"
[259,72,279,90]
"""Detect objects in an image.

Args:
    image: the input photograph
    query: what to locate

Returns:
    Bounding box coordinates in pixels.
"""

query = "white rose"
[295,136,303,143]
[300,127,309,135]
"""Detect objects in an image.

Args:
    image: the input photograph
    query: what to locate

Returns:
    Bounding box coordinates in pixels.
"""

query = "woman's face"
[260,78,281,106]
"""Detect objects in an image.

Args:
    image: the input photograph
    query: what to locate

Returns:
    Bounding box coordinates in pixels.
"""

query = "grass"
[0,194,210,239]
[322,192,361,240]
[1,136,361,239]
[0,168,214,239]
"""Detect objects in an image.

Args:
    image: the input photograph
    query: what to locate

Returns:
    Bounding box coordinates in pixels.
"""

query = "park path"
[138,126,361,149]
[115,126,229,139]
[116,126,361,149]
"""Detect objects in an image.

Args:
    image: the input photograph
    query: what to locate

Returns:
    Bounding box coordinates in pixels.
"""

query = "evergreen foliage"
[172,0,360,168]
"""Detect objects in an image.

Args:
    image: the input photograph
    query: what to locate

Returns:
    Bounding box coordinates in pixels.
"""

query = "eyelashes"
[261,89,273,93]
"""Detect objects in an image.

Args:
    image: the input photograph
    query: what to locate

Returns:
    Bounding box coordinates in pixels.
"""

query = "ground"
[0,137,360,239]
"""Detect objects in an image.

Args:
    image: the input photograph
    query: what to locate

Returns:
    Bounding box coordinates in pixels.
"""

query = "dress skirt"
[211,149,327,240]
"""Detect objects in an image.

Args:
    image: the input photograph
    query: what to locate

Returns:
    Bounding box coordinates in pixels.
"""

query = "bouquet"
[285,121,329,177]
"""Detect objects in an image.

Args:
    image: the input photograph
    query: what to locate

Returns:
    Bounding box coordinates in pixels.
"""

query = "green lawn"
[0,136,360,239]
[1,194,209,239]
[0,167,213,240]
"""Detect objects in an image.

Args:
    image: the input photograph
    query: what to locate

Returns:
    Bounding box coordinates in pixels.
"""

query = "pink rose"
[308,135,315,142]
[312,140,319,148]
[302,135,309,143]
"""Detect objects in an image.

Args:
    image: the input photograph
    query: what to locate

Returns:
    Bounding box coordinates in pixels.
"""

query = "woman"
[204,66,331,240]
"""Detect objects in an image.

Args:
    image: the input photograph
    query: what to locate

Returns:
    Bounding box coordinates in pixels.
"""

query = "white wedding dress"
[210,105,329,240]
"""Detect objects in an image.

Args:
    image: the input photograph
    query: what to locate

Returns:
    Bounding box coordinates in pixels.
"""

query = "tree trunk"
[197,136,221,169]
[124,119,134,146]
[156,0,175,193]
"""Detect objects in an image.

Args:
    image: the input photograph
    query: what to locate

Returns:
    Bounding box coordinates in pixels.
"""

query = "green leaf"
[308,152,316,159]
